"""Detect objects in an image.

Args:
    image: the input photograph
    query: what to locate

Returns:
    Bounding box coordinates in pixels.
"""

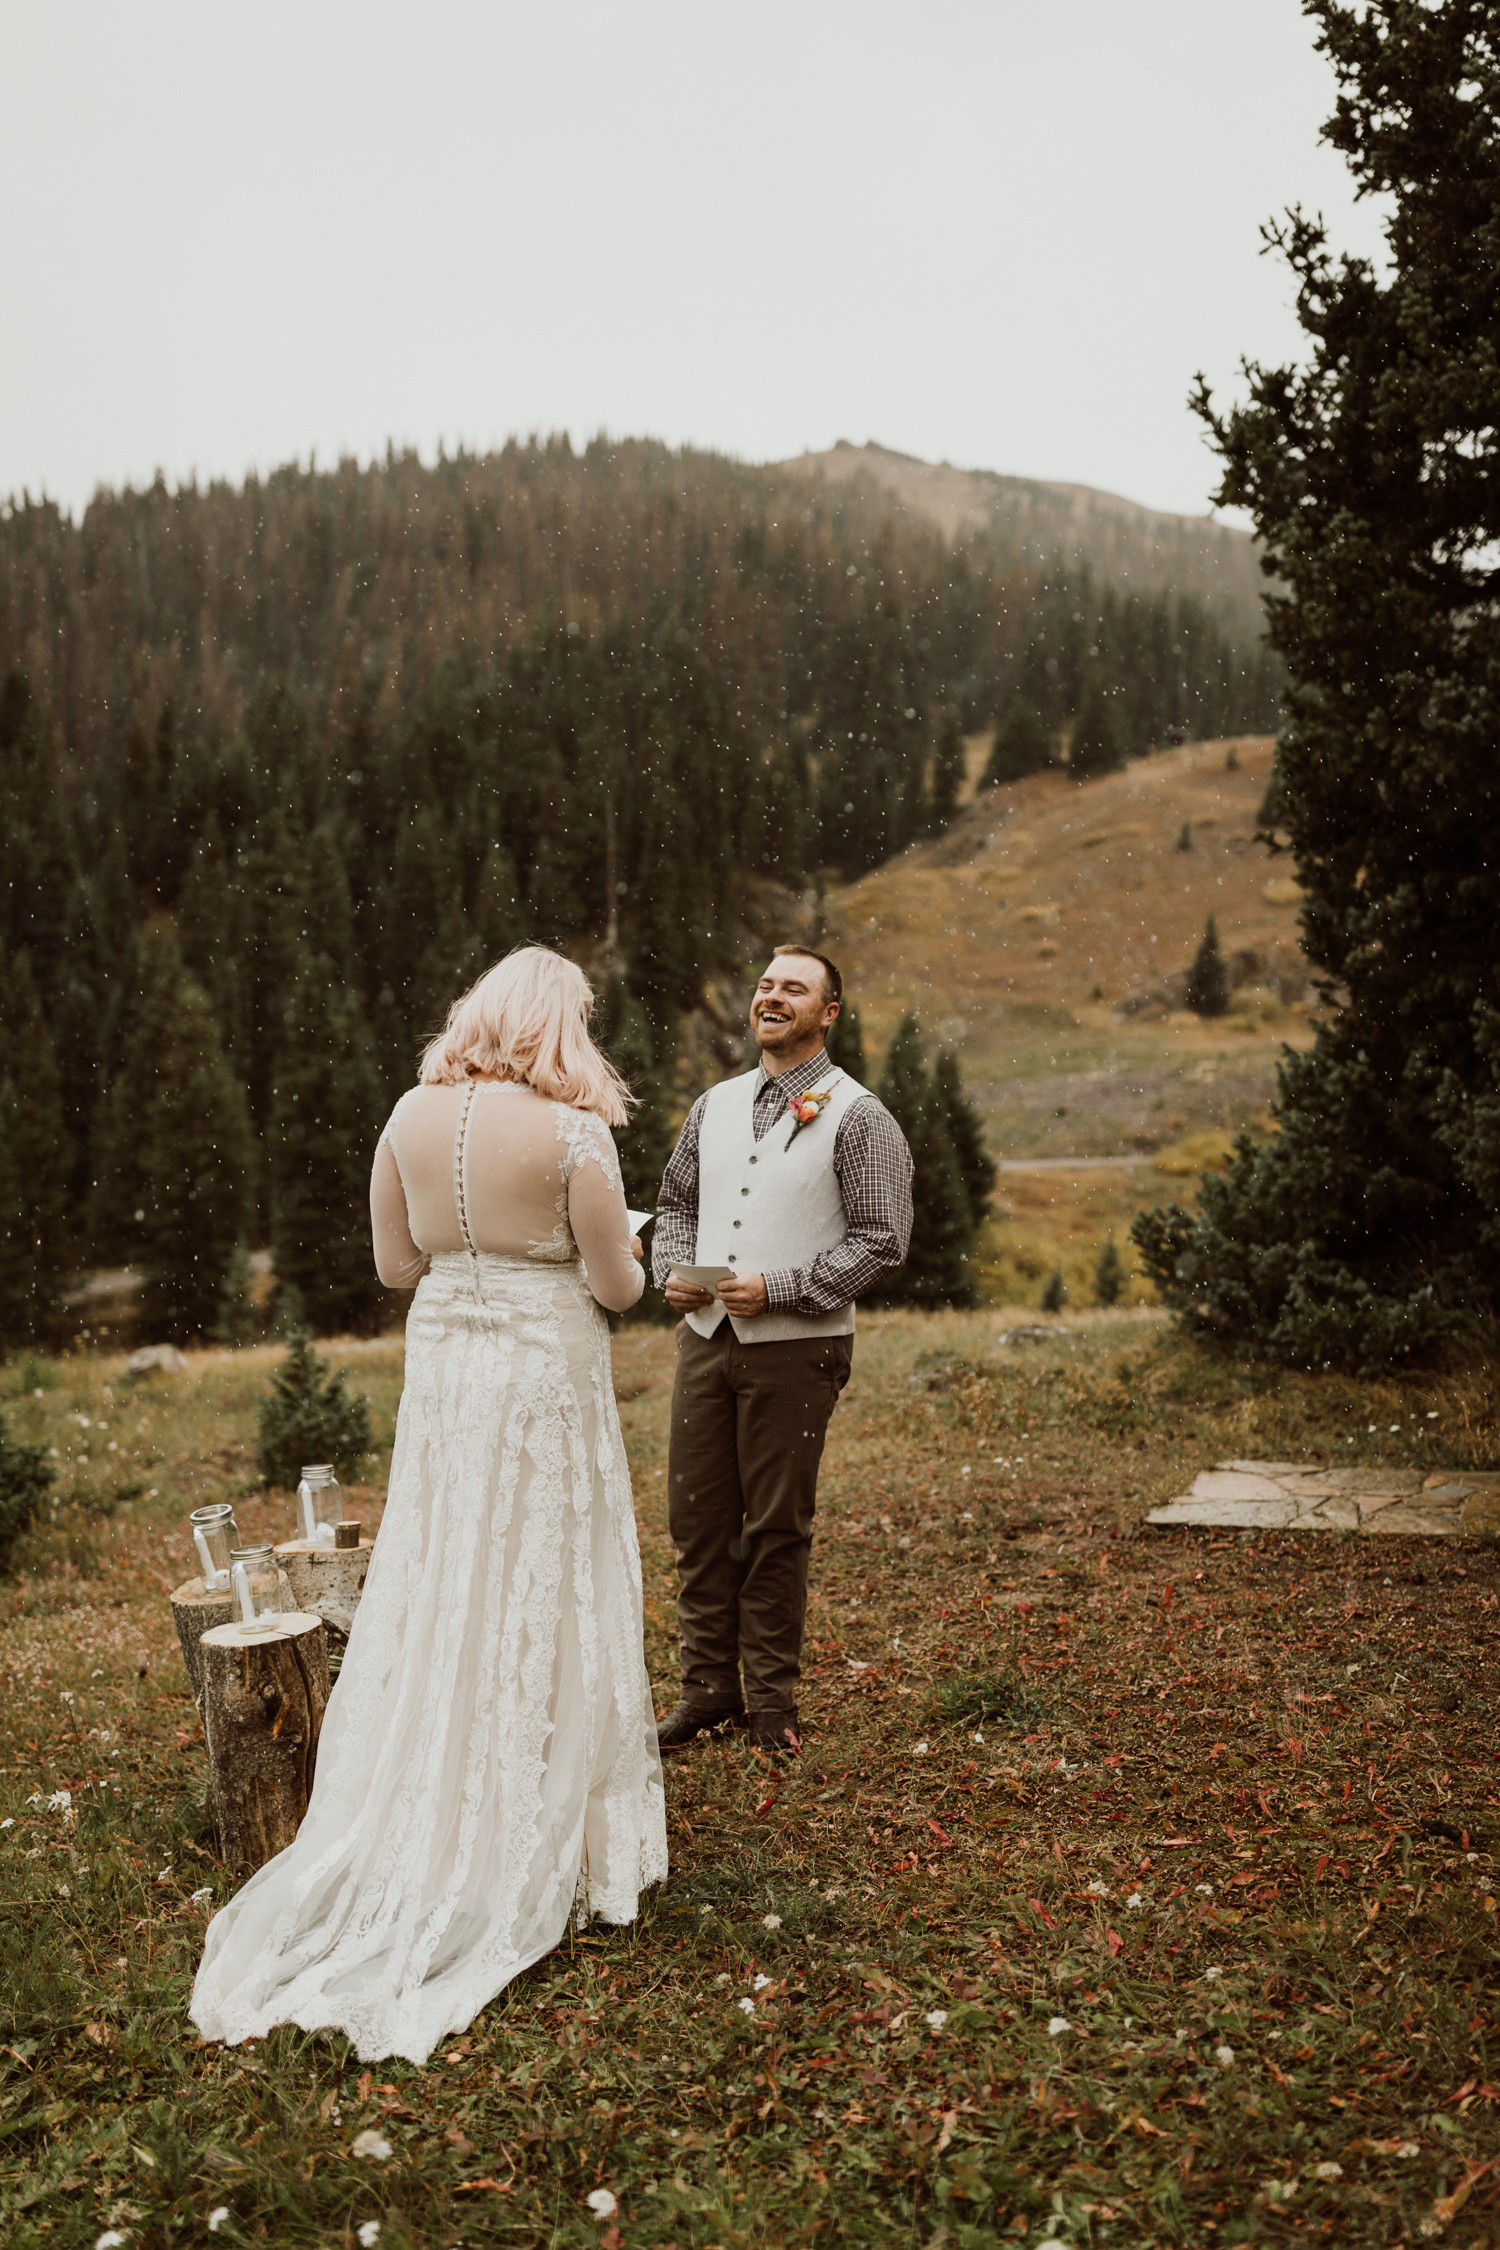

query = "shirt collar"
[754,1048,833,1103]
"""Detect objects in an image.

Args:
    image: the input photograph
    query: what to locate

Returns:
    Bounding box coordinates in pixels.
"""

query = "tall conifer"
[931,1050,996,1229]
[267,966,388,1335]
[876,1016,976,1308]
[0,952,73,1347]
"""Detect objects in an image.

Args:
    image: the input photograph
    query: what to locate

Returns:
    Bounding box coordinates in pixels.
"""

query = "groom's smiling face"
[751,955,838,1066]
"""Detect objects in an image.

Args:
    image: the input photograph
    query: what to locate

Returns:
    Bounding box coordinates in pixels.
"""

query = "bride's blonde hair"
[419,946,634,1125]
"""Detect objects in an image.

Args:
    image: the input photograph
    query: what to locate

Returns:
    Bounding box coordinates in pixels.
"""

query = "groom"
[652,947,913,1756]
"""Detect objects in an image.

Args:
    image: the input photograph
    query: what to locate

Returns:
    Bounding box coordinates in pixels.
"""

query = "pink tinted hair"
[419,946,633,1126]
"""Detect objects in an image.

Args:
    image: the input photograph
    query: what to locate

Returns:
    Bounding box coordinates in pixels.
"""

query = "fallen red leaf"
[1029,1898,1058,1928]
[928,1820,952,1847]
[1105,1926,1124,1956]
[452,2179,513,2194]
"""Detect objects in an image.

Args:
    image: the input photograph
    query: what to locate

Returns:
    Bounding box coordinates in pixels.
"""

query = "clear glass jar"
[296,1464,343,1545]
[229,1543,282,1632]
[190,1502,241,1591]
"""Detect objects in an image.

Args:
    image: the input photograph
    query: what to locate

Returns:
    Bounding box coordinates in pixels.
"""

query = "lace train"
[190,1251,667,2064]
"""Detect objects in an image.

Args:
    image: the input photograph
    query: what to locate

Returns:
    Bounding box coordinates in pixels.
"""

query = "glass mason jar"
[296,1464,344,1544]
[229,1543,282,1632]
[190,1502,242,1592]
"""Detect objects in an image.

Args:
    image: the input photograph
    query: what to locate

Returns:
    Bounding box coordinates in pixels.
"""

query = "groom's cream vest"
[688,1065,871,1346]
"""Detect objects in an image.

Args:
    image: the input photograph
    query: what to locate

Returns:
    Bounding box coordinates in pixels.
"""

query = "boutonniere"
[785,1082,836,1147]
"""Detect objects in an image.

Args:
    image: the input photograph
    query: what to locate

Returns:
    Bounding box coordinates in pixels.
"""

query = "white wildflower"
[753,1973,772,1991]
[207,2212,230,2235]
[762,1913,782,1929]
[737,1997,755,2015]
[1215,2045,1236,2067]
[1126,1891,1144,1909]
[586,2189,618,2219]
[1195,1882,1214,1896]
[1311,2161,1343,2181]
[60,1692,75,1704]
[972,1731,984,1744]
[714,1972,731,1985]
[358,2224,382,2247]
[1395,2141,1420,2158]
[350,2130,392,2161]
[0,1819,12,1830]
[48,1790,72,1812]
[1205,1965,1223,1980]
[191,1888,213,1904]
[913,1740,929,1755]
[1047,2016,1072,2037]
[96,2234,127,2250]
[1086,1879,1109,1897]
[925,2009,948,2032]
[699,1902,713,1915]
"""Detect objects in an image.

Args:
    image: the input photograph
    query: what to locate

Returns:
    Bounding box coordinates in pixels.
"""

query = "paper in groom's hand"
[668,1263,735,1296]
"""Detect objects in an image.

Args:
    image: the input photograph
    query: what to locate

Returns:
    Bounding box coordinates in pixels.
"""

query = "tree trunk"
[199,1613,330,1872]
[170,1578,233,1714]
[170,1565,297,1714]
[273,1537,374,1635]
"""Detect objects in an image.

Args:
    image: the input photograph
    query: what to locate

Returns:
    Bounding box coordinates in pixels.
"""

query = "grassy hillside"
[823,735,1311,1306]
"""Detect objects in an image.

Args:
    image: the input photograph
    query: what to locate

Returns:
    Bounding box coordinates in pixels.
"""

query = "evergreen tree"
[876,1016,976,1308]
[0,953,74,1348]
[214,1242,259,1347]
[1094,1234,1123,1307]
[0,1408,54,1574]
[931,1050,996,1229]
[593,971,675,1218]
[1185,916,1230,1018]
[135,941,256,1341]
[929,710,967,829]
[267,967,388,1336]
[256,1328,373,1490]
[1040,1266,1067,1313]
[824,999,867,1082]
[1135,3,1500,1369]
[982,700,1053,788]
[1068,681,1126,779]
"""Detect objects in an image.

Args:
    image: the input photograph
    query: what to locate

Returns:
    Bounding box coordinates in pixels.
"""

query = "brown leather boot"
[655,1702,746,1754]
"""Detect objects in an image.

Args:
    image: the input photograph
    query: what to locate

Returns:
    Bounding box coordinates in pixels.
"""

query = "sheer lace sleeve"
[370,1111,430,1289]
[557,1108,643,1314]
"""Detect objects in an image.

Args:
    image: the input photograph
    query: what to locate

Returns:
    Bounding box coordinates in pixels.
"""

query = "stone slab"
[1189,1471,1301,1504]
[1147,1496,1304,1529]
[1146,1458,1495,1540]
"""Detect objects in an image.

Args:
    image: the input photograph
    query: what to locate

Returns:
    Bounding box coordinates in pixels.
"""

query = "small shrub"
[1176,821,1192,852]
[1185,915,1230,1017]
[1040,1267,1067,1314]
[255,1329,373,1491]
[0,1409,56,1573]
[935,1669,1046,1728]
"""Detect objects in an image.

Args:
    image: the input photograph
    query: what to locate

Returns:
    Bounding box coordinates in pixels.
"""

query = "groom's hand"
[716,1271,769,1318]
[664,1274,715,1311]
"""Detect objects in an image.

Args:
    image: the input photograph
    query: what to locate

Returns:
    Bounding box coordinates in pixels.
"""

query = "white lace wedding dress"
[190,1078,667,2064]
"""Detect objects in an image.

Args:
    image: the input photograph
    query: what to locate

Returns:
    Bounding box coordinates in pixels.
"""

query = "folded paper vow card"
[668,1263,734,1293]
[626,1209,654,1232]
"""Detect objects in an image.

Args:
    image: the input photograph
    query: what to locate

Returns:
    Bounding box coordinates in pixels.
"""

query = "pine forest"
[0,437,1279,1342]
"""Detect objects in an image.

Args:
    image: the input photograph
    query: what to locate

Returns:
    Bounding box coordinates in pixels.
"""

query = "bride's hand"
[629,1233,643,1263]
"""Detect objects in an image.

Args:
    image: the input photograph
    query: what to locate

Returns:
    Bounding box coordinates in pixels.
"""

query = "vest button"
[733,1219,741,1228]
[728,1254,737,1263]
[740,1187,749,1196]
[749,1154,758,1164]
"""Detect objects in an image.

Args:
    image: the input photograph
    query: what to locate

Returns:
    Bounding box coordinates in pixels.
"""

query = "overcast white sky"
[1,1,1386,523]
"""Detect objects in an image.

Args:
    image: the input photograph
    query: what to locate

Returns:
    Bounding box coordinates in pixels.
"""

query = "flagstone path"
[1146,1459,1500,1539]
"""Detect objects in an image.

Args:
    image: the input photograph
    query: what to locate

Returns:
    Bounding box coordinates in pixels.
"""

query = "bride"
[191,946,667,2064]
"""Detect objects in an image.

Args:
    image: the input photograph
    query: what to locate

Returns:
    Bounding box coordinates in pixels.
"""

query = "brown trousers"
[667,1319,853,1715]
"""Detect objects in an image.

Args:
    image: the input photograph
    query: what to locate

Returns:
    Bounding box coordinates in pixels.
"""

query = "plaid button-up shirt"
[651,1049,914,1317]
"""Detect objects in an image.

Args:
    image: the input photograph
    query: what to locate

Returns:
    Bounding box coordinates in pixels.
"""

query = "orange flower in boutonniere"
[785,1085,834,1146]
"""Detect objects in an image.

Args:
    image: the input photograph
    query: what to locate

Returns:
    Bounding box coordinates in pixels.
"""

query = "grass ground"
[1,1316,1497,2249]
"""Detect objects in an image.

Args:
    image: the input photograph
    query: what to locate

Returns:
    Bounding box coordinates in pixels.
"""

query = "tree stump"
[199,1613,330,1872]
[273,1535,373,1636]
[170,1564,297,1714]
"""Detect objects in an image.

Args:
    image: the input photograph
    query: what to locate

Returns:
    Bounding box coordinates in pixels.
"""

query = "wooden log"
[273,1536,374,1636]
[170,1578,233,1713]
[170,1563,298,1714]
[199,1613,330,1872]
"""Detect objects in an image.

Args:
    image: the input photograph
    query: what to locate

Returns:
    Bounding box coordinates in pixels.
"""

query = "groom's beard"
[751,1000,826,1056]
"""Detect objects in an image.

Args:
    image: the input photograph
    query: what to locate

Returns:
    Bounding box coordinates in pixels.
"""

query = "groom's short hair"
[770,945,842,1007]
